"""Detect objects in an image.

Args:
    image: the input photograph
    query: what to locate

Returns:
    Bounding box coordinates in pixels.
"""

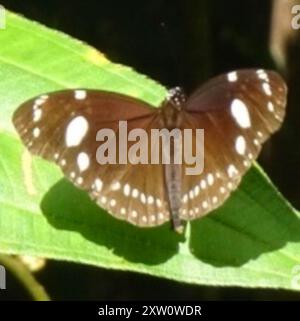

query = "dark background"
[1,0,300,300]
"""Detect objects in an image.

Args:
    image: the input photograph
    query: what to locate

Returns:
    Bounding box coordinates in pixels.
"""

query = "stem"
[0,254,50,301]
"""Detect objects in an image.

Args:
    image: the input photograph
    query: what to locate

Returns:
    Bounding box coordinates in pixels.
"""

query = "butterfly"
[13,69,287,233]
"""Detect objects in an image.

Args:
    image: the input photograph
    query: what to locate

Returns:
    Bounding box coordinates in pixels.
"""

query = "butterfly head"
[166,87,186,110]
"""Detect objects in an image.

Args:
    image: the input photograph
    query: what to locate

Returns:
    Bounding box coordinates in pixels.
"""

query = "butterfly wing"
[87,114,171,227]
[13,89,170,227]
[13,90,154,160]
[179,69,287,220]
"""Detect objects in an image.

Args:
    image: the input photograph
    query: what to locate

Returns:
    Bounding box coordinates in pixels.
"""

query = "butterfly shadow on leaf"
[40,178,184,265]
[189,167,300,267]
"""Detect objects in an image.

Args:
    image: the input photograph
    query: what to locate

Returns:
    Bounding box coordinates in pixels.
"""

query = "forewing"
[13,89,170,227]
[180,69,287,220]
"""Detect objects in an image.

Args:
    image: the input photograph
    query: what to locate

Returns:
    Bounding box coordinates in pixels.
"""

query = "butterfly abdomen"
[164,162,183,233]
[161,95,185,232]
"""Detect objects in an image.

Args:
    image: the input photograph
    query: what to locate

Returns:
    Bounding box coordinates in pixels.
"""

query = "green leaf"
[0,11,300,291]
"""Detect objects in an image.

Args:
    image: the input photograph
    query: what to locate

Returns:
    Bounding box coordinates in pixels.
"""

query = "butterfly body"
[161,88,186,232]
[13,69,287,232]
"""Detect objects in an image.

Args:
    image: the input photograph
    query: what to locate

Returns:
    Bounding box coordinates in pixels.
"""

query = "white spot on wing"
[65,116,89,147]
[34,95,48,107]
[189,209,194,216]
[123,184,130,197]
[158,212,165,220]
[212,196,218,204]
[220,186,226,194]
[111,181,121,191]
[230,99,251,128]
[94,178,103,192]
[77,152,90,172]
[132,188,139,198]
[75,89,87,100]
[235,135,246,155]
[274,113,281,121]
[100,196,107,204]
[243,160,250,167]
[257,69,269,82]
[227,71,238,82]
[227,164,238,178]
[183,194,188,203]
[33,108,42,122]
[147,195,154,205]
[110,199,116,207]
[262,82,272,96]
[189,189,195,199]
[156,198,162,207]
[200,179,207,189]
[76,177,83,185]
[140,193,146,204]
[268,101,274,112]
[207,173,214,186]
[131,210,138,218]
[202,201,208,209]
[33,127,40,138]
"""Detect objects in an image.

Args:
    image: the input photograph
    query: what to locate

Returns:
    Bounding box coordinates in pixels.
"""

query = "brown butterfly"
[13,69,287,232]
